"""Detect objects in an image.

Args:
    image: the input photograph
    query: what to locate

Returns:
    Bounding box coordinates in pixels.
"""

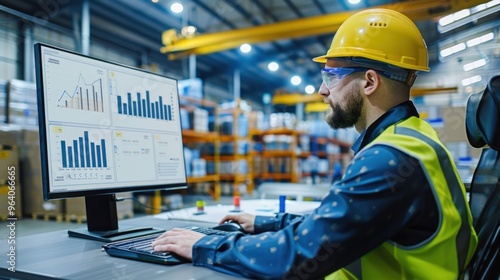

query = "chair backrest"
[468,149,500,222]
[466,152,500,280]
[465,75,500,279]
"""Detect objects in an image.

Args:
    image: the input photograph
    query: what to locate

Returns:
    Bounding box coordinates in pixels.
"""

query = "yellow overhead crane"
[161,0,486,60]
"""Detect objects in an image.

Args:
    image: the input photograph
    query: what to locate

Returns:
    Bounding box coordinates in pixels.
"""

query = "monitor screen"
[34,43,187,241]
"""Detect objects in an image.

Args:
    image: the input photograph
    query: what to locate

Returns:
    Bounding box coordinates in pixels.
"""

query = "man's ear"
[364,70,379,96]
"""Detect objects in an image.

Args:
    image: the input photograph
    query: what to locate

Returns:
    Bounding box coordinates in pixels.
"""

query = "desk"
[0,200,320,279]
[156,199,321,223]
[0,217,242,280]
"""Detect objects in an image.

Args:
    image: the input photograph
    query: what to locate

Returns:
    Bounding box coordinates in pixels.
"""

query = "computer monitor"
[34,43,187,242]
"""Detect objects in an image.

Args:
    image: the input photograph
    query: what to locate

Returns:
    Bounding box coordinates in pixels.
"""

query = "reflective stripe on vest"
[394,126,471,273]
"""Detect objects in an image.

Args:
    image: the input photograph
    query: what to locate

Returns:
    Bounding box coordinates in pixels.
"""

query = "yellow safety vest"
[326,117,477,280]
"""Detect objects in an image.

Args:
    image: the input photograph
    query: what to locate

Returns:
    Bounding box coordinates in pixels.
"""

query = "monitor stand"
[68,194,164,243]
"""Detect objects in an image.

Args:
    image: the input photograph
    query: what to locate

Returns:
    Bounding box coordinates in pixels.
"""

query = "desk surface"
[0,217,243,280]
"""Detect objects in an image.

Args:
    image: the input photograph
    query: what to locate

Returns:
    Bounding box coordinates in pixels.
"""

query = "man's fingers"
[220,214,238,224]
[153,242,182,252]
[152,235,180,247]
[155,228,188,239]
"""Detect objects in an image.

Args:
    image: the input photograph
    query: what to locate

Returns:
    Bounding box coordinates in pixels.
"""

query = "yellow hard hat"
[313,8,430,72]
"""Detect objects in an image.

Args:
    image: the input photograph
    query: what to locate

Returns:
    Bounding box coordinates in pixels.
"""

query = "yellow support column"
[152,190,162,214]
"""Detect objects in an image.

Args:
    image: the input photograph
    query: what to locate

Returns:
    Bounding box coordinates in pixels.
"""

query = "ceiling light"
[440,43,466,58]
[475,4,488,12]
[463,58,488,71]
[348,0,361,4]
[438,0,500,33]
[181,26,197,37]
[439,31,495,60]
[170,3,183,13]
[487,0,500,8]
[268,62,279,71]
[262,93,271,105]
[466,32,494,47]
[454,9,471,21]
[305,85,315,94]
[439,9,471,27]
[291,76,301,86]
[439,14,455,26]
[152,0,159,3]
[461,75,482,86]
[240,44,252,53]
[439,9,470,26]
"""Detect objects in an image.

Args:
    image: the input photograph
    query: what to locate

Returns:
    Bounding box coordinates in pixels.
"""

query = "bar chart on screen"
[108,69,179,131]
[48,125,114,187]
[59,130,108,169]
[116,90,173,121]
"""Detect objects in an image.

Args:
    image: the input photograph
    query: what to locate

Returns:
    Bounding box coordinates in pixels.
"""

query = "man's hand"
[220,213,256,233]
[151,228,205,260]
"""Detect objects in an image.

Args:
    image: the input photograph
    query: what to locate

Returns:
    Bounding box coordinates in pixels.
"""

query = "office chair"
[464,75,500,280]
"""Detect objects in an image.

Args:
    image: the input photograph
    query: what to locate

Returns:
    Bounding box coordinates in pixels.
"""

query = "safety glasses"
[320,67,369,89]
[321,67,392,89]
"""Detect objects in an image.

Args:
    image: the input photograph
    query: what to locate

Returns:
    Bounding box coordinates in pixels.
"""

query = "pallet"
[0,214,16,221]
[64,212,134,224]
[31,212,64,222]
[65,214,86,224]
[118,212,134,220]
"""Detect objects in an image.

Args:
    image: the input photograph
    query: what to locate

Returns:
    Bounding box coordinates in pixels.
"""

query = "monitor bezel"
[34,42,188,201]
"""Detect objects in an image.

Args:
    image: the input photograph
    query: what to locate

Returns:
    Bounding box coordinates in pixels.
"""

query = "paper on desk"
[154,199,320,223]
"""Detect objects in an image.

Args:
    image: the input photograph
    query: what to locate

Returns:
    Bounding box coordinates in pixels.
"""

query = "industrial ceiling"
[1,0,499,108]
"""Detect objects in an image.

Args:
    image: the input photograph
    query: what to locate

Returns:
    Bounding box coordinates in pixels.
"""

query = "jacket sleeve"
[254,213,305,233]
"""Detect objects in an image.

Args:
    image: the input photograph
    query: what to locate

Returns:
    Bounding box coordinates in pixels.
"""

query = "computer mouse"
[213,221,245,232]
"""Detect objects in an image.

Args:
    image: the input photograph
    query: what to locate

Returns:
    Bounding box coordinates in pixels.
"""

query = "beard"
[325,83,363,129]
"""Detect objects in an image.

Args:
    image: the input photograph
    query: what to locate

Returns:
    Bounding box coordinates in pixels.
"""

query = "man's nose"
[318,82,329,97]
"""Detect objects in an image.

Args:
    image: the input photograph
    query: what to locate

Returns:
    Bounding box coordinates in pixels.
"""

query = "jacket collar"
[351,101,419,154]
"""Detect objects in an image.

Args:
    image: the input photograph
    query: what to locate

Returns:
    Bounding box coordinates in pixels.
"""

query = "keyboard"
[102,226,242,265]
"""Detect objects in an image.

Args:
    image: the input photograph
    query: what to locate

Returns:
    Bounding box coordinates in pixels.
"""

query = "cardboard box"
[7,79,38,126]
[435,106,468,143]
[433,106,482,160]
[0,125,23,146]
[0,146,22,219]
[19,128,65,219]
[65,193,134,223]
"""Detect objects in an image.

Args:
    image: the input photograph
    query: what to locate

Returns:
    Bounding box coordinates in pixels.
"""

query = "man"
[153,8,477,279]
